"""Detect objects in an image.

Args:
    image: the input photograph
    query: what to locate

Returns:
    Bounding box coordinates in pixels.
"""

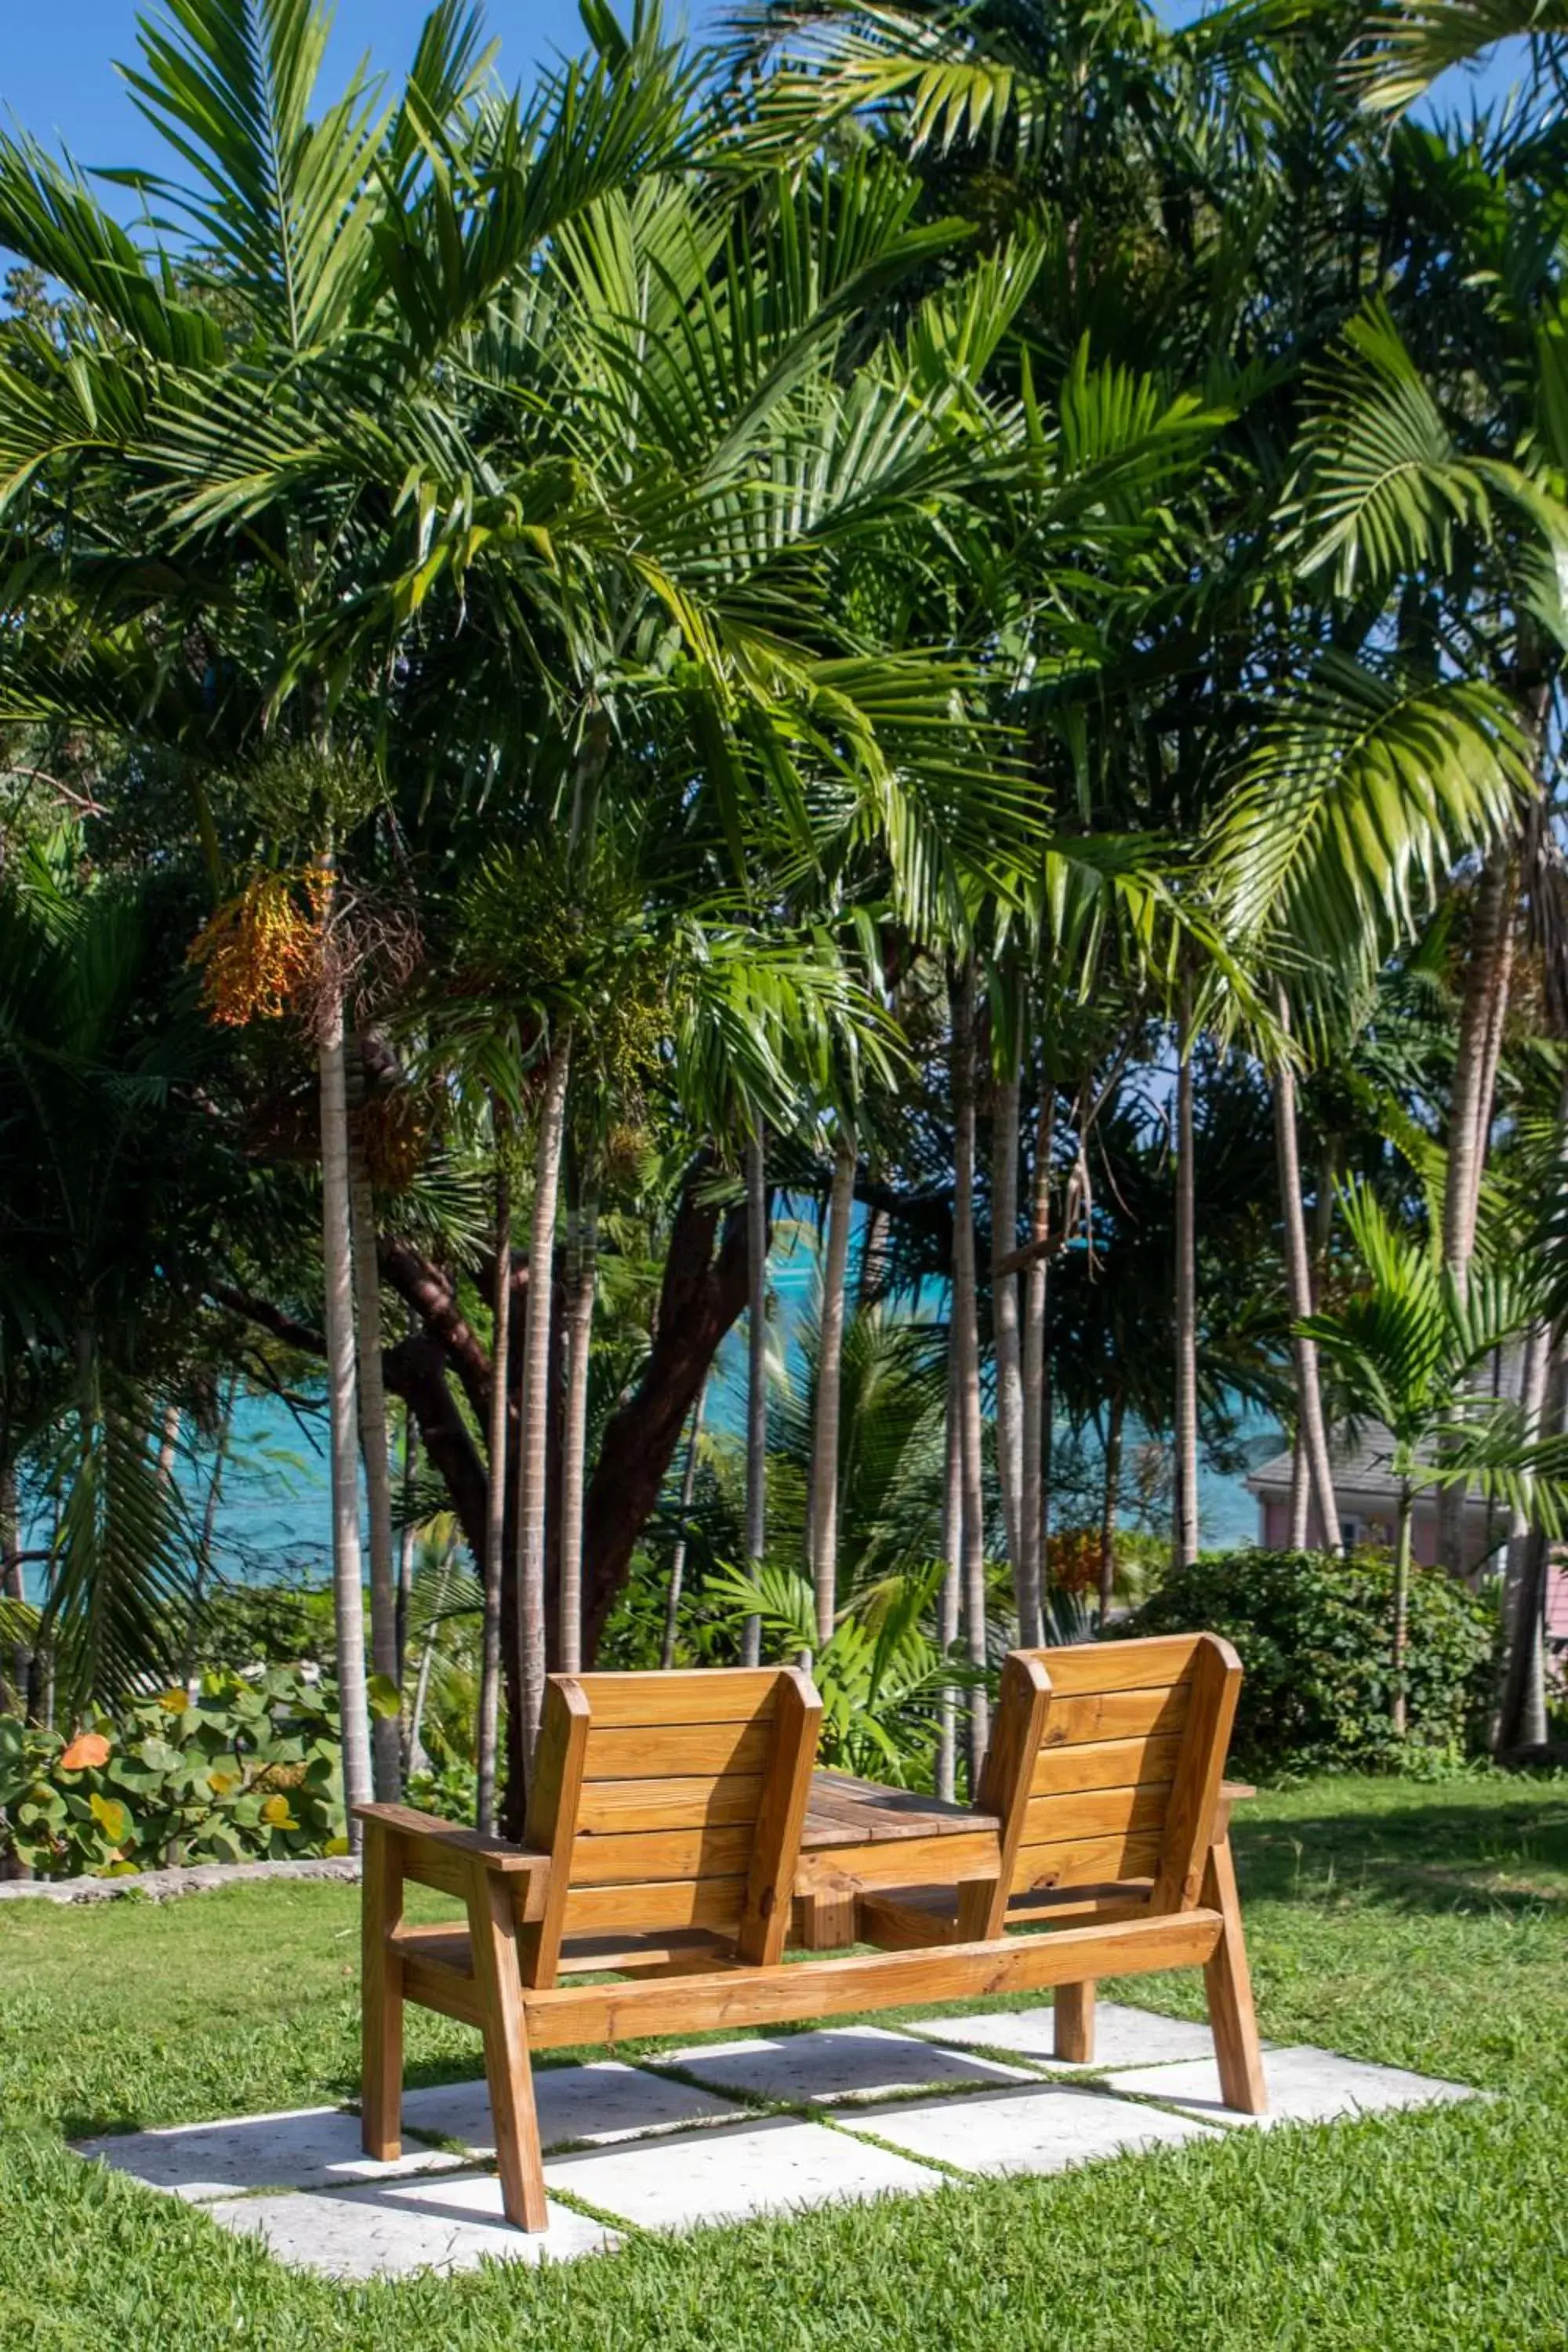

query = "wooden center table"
[792,1768,1002,1949]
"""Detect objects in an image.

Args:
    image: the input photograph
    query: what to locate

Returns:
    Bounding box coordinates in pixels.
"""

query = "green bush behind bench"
[1118,1548,1495,1776]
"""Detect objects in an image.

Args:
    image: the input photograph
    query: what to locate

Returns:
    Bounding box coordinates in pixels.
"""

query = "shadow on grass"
[1234,1795,1568,1917]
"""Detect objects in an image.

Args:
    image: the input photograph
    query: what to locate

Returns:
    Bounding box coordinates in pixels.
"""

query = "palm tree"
[1299,1186,1568,1732]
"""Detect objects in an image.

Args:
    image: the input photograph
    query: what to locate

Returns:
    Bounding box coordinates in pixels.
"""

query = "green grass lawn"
[2,1773,1565,2350]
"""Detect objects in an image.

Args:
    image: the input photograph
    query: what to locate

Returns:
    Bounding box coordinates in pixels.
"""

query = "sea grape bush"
[1118,1548,1496,1776]
[0,1667,347,1878]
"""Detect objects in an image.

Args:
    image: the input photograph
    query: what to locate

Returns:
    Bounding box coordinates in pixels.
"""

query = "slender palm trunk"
[809,1131,857,1648]
[1392,1482,1414,1736]
[514,1036,572,1780]
[661,1382,707,1671]
[858,1203,888,1308]
[346,1044,400,1802]
[318,956,372,1835]
[1173,977,1200,1568]
[1500,1345,1563,1753]
[952,962,989,1783]
[183,1377,234,1678]
[1018,1071,1052,1649]
[936,1340,963,1803]
[1439,846,1514,1567]
[991,1060,1025,1617]
[155,1404,180,1486]
[742,1129,768,1668]
[1287,1428,1309,1549]
[2,1468,25,1716]
[1274,987,1341,1555]
[477,1149,511,1835]
[558,1162,599,1675]
[395,1409,417,1685]
[1496,1315,1552,1751]
[1098,1394,1125,1623]
[407,1541,456,1779]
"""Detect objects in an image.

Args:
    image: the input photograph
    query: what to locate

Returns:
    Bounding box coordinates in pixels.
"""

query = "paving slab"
[844,2081,1216,2176]
[205,2171,615,2278]
[904,2001,1224,2070]
[401,2060,743,2154]
[543,2114,942,2231]
[649,2027,1036,2106]
[1104,2044,1479,2128]
[72,2107,466,2201]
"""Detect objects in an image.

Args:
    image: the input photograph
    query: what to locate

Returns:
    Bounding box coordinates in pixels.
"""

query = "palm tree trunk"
[1496,1315,1552,1751]
[1173,975,1200,1568]
[810,1130,856,1648]
[1438,845,1515,1567]
[346,1043,400,1802]
[1018,1069,1053,1649]
[991,1058,1025,1617]
[407,1539,457,1780]
[1499,1344,1563,1754]
[155,1403,180,1486]
[396,1407,417,1685]
[952,960,989,1784]
[1287,1428,1310,1549]
[1098,1394,1125,1623]
[183,1377,234,1678]
[477,1149,511,1835]
[318,956,373,1836]
[514,1036,572,1781]
[1274,985,1341,1555]
[661,1381,707,1670]
[558,1160,599,1675]
[936,1339,962,1803]
[742,1128,768,1668]
[1392,1481,1414,1736]
[1,1468,26,1716]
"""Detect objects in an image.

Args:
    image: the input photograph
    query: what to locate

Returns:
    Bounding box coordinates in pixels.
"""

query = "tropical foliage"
[2,0,1566,1878]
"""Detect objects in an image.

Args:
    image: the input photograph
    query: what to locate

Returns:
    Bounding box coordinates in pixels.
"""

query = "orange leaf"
[60,1732,111,1771]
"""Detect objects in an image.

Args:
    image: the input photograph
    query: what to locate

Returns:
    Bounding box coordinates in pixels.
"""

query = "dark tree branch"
[378,1237,500,1428]
[581,1168,750,1661]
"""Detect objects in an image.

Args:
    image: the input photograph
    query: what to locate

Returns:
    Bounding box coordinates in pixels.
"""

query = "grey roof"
[1247,1427,1416,1498]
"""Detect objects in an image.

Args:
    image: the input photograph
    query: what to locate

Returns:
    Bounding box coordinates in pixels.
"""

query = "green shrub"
[0,1667,346,1878]
[1116,1548,1496,1777]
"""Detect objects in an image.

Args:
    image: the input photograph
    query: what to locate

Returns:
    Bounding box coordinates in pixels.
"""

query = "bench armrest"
[354,1802,551,1880]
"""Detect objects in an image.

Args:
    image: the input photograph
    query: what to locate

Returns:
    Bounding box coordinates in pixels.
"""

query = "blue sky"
[2,1,1522,194]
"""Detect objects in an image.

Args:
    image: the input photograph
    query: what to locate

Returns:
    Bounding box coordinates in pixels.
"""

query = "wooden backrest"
[986,1633,1241,1915]
[519,1667,822,1986]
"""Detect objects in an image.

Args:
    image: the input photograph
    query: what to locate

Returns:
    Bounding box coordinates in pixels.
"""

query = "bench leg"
[361,1824,403,2160]
[469,1864,549,2232]
[797,1889,860,1951]
[1202,1835,1267,2114]
[1054,1980,1095,2063]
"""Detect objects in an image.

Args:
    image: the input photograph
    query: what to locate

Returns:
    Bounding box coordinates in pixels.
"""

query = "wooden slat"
[1013,1827,1164,1893]
[401,1955,487,2027]
[1028,1635,1203,1696]
[960,1652,1052,1938]
[794,1827,1000,1895]
[575,1774,765,1833]
[561,1875,749,1936]
[1021,1782,1171,1849]
[1036,1683,1189,1758]
[1152,1633,1242,1913]
[583,1720,774,1780]
[565,1824,756,1886]
[521,1676,591,1989]
[1030,1730,1183,1797]
[739,1667,821,1966]
[520,1907,1225,2049]
[574,1670,780,1729]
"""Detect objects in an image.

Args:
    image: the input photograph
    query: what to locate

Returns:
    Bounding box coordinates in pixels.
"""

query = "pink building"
[1246,1428,1568,1650]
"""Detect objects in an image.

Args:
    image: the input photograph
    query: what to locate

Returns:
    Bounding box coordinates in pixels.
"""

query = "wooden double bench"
[358,1633,1265,2231]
